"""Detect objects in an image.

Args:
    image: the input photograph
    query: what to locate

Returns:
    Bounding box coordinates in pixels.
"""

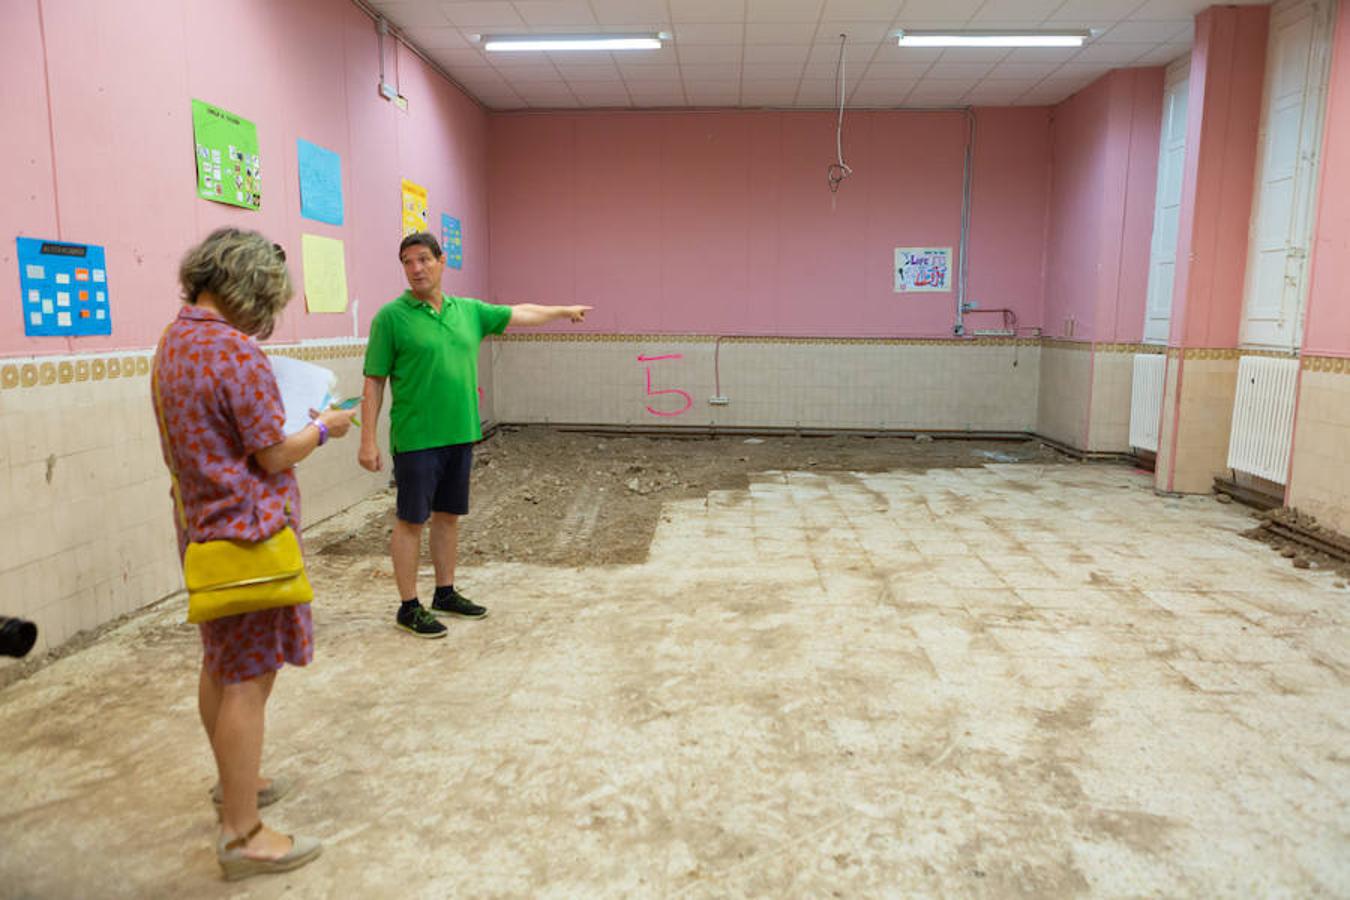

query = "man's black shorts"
[392,443,473,523]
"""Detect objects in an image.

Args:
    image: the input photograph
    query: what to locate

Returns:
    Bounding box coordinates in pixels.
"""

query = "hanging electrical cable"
[827,33,853,194]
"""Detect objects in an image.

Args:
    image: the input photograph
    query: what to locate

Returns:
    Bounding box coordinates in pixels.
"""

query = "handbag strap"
[150,325,190,537]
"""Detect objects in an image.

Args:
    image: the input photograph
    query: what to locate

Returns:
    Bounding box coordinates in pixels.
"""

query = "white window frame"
[1239,0,1337,350]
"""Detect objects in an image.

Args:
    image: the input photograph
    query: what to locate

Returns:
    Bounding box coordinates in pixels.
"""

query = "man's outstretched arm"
[506,304,592,328]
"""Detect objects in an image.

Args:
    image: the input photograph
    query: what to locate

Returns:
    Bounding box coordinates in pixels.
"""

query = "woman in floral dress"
[153,228,354,880]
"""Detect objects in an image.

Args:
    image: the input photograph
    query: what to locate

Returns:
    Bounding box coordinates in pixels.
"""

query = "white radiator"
[1128,353,1167,452]
[1227,355,1300,484]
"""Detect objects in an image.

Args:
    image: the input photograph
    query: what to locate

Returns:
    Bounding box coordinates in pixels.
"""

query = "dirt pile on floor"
[1243,506,1350,583]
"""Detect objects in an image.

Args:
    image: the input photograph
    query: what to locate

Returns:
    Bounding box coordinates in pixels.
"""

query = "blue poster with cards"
[16,237,111,336]
[440,214,463,270]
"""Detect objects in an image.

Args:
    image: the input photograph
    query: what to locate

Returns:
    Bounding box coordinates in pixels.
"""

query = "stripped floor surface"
[0,462,1346,898]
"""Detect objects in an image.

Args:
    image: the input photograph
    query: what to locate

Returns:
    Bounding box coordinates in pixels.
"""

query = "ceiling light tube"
[483,34,662,52]
[896,29,1089,48]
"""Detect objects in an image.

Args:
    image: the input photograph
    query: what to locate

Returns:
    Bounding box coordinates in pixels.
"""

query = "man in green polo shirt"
[359,232,591,639]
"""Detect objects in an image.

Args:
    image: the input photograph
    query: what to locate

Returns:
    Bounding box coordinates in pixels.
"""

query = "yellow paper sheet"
[301,233,349,313]
[401,178,428,237]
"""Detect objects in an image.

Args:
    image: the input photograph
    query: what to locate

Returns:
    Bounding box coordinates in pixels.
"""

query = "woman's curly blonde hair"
[179,228,292,339]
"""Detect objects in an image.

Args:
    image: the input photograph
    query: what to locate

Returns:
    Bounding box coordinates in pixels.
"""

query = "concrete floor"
[0,462,1346,898]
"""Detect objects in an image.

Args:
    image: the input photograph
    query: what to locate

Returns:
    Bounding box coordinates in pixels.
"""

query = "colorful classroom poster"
[440,214,463,270]
[894,247,951,293]
[297,139,343,225]
[301,234,349,314]
[401,179,428,236]
[16,237,111,336]
[191,99,261,210]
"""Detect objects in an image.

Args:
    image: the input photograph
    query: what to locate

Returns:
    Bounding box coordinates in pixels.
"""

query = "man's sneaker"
[396,602,448,639]
[431,587,488,619]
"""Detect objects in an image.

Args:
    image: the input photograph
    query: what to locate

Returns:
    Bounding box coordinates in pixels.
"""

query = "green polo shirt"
[363,291,512,453]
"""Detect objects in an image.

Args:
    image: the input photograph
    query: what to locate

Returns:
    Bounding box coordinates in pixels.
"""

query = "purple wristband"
[312,419,329,446]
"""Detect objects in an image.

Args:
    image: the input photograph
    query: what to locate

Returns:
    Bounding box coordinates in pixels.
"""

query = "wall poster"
[191,99,261,210]
[440,214,463,270]
[301,234,349,314]
[17,237,111,336]
[401,179,428,236]
[894,247,952,293]
[297,139,343,225]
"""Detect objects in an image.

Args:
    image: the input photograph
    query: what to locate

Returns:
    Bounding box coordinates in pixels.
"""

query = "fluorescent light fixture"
[483,33,662,52]
[896,29,1089,48]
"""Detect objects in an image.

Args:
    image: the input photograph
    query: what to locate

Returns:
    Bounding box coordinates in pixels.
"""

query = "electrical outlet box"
[709,396,730,406]
[378,82,398,100]
[394,94,409,111]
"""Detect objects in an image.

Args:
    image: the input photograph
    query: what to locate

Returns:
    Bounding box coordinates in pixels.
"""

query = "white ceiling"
[363,0,1266,109]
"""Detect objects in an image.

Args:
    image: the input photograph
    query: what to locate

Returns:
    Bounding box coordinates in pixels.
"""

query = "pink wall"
[487,107,1051,337]
[1303,0,1350,357]
[1116,70,1165,342]
[0,0,489,357]
[1043,67,1163,343]
[1168,5,1269,349]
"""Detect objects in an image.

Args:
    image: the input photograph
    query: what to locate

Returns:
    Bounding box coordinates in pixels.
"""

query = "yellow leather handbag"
[183,526,314,623]
[154,339,314,624]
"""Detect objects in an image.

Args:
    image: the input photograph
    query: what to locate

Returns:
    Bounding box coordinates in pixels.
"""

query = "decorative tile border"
[5,337,1333,391]
[0,341,367,391]
[1039,341,1170,355]
[266,342,366,362]
[1303,355,1350,374]
[493,333,1041,347]
[1181,347,1299,361]
[1096,342,1167,355]
[1039,338,1091,352]
[1,354,152,390]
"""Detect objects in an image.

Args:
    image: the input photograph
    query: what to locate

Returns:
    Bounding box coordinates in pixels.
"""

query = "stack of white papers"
[268,354,338,436]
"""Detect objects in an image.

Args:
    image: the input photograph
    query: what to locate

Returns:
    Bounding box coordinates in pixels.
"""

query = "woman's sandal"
[216,821,323,882]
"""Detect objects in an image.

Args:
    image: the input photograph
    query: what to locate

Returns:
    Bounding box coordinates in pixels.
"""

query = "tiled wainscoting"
[489,335,1041,432]
[1037,340,1093,448]
[0,343,385,661]
[1153,348,1313,495]
[1086,345,1149,453]
[1164,350,1241,493]
[1288,356,1350,534]
[1019,340,1151,454]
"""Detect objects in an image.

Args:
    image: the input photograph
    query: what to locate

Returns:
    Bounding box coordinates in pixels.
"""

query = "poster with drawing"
[894,247,951,293]
[401,179,428,237]
[191,99,261,210]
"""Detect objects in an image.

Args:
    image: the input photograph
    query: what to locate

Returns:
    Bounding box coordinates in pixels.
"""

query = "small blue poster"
[440,213,463,270]
[17,237,111,336]
[297,139,344,226]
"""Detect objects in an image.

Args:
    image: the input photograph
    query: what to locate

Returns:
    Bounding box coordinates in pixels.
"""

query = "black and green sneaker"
[396,601,448,639]
[431,586,488,619]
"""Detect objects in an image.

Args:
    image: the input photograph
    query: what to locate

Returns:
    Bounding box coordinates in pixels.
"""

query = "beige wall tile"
[1036,344,1091,447]
[494,338,1042,433]
[1167,358,1238,493]
[1288,370,1350,534]
[1087,350,1134,452]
